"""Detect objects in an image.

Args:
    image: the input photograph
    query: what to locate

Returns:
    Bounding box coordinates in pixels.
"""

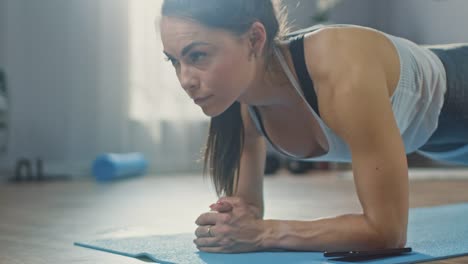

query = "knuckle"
[221,214,231,223]
[215,226,225,236]
[195,227,203,237]
[219,238,230,246]
[219,226,231,236]
[199,239,205,246]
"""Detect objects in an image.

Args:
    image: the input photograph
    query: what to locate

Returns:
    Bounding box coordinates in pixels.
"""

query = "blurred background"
[0,0,467,180]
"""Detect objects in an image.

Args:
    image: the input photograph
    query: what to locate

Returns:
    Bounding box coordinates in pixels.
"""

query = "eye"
[165,56,179,67]
[189,52,207,64]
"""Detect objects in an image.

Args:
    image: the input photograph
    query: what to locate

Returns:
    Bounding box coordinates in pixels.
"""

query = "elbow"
[365,216,407,249]
[380,229,407,249]
[372,224,407,249]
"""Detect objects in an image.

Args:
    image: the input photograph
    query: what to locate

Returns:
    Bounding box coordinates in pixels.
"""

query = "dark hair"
[162,0,288,197]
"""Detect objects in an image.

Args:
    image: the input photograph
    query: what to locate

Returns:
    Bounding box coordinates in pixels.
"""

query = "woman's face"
[160,16,257,117]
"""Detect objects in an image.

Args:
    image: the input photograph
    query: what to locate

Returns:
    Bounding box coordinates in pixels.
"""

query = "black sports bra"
[287,33,320,117]
[248,27,324,159]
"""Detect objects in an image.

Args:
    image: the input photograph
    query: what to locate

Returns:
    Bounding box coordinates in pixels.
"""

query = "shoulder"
[303,26,385,104]
[301,26,393,98]
[301,26,394,139]
[303,25,388,53]
[302,26,388,84]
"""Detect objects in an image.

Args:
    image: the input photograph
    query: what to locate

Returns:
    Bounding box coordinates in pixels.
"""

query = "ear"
[247,21,268,56]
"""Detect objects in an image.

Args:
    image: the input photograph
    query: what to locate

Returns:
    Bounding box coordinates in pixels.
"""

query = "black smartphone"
[324,247,412,258]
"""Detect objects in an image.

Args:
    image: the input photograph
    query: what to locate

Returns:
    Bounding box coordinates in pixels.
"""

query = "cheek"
[199,63,248,117]
[205,57,251,97]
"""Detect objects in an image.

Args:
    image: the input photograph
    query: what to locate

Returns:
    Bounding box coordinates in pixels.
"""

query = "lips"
[194,95,213,105]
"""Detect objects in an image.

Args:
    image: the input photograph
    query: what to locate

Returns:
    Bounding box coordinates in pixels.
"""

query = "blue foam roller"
[92,153,148,181]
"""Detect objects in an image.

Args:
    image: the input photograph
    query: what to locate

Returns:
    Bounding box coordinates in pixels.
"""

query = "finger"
[193,237,219,248]
[209,203,217,211]
[194,225,215,238]
[218,196,241,205]
[217,202,233,213]
[195,212,220,226]
[210,201,233,213]
[197,246,226,253]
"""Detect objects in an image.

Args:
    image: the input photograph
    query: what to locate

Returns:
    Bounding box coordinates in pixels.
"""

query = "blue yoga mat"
[75,203,468,264]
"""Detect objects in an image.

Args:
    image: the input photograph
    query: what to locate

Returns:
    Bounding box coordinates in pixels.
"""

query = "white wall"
[0,0,6,68]
[380,0,468,44]
[1,0,130,176]
[328,0,375,27]
[290,0,468,44]
[1,0,467,178]
[284,0,375,30]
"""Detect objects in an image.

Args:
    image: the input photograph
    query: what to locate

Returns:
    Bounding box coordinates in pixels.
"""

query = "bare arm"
[196,28,408,253]
[260,28,409,251]
[233,104,267,217]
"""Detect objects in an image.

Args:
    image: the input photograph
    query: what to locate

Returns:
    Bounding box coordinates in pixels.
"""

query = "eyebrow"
[163,41,211,59]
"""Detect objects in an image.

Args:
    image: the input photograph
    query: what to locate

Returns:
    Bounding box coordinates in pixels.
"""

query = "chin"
[200,103,231,118]
[201,107,223,118]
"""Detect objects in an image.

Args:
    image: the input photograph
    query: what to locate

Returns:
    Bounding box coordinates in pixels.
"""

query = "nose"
[179,64,199,95]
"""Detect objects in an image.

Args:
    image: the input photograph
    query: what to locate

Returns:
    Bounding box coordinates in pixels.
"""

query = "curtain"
[128,0,209,174]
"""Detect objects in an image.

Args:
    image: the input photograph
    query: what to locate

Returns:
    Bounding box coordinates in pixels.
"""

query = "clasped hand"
[194,197,264,253]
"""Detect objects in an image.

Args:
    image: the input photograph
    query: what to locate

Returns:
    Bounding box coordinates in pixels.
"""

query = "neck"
[237,44,298,108]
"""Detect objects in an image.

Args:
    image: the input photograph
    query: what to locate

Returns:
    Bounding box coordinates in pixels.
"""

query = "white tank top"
[250,26,447,162]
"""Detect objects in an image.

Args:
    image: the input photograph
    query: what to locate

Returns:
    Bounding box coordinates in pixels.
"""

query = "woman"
[159,0,468,253]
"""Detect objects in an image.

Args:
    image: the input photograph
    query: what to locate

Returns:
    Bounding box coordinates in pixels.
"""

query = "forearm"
[261,214,406,252]
[234,137,267,218]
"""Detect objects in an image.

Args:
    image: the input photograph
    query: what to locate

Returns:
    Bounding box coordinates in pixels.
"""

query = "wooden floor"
[1,169,468,263]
